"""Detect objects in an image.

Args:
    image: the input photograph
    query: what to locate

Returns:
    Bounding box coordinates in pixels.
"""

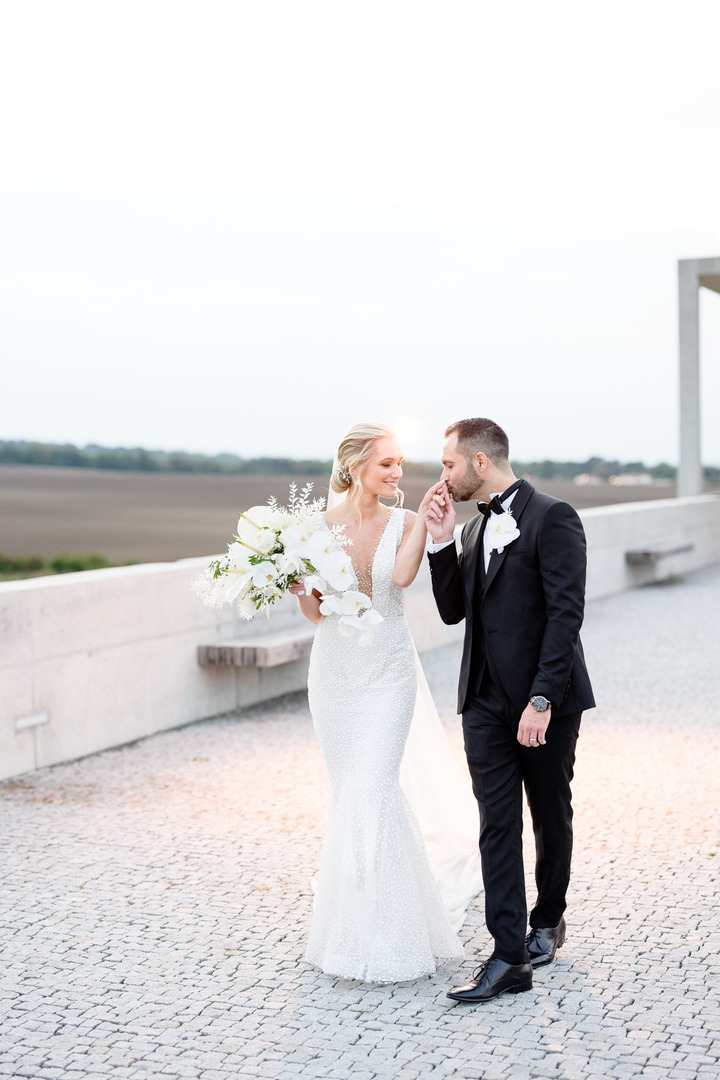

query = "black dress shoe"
[447,958,532,1003]
[525,917,566,967]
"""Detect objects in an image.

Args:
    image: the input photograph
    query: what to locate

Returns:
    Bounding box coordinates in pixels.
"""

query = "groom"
[425,417,595,1003]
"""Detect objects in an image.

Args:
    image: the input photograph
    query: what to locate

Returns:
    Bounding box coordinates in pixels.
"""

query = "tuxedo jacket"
[428,481,595,718]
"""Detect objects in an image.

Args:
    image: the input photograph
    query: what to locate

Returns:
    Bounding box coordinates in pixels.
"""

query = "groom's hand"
[425,482,456,544]
[517,702,551,747]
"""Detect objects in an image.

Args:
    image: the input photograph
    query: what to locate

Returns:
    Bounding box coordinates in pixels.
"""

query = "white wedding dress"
[305,507,482,983]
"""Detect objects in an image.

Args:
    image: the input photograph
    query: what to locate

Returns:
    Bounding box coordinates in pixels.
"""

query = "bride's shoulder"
[321,509,350,529]
[398,507,416,535]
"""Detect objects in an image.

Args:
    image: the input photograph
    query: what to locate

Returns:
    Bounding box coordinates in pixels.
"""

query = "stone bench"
[625,541,694,567]
[197,627,316,668]
[625,541,695,584]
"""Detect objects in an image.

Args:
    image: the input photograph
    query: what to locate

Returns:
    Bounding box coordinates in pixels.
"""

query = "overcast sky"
[2,0,719,466]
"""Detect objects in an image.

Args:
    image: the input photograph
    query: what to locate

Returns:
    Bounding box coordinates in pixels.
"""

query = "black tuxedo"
[428,480,595,964]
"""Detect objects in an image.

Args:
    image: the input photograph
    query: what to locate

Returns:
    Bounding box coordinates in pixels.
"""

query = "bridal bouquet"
[191,484,383,644]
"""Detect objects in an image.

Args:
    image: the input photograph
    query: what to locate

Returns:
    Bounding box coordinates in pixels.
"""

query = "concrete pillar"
[677,257,720,497]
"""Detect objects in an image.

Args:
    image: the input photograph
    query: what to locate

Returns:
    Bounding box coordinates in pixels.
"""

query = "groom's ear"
[473,451,488,476]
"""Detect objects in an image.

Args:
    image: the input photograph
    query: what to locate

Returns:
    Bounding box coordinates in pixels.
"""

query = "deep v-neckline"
[327,507,397,600]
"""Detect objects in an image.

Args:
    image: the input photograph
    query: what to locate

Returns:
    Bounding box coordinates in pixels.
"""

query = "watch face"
[531,696,550,711]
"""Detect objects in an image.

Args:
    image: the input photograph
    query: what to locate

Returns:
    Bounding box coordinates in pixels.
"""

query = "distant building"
[608,473,653,486]
[574,474,605,486]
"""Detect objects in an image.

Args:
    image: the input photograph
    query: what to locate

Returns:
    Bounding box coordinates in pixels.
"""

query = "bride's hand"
[417,479,447,518]
[424,481,456,544]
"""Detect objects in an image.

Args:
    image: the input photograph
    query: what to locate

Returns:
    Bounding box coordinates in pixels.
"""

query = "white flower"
[224,572,251,604]
[236,506,285,553]
[338,606,384,645]
[251,561,280,590]
[235,595,259,620]
[319,590,371,617]
[190,572,226,609]
[302,573,327,596]
[315,548,355,592]
[241,505,286,530]
[305,530,338,563]
[279,519,319,555]
[255,527,281,555]
[277,550,305,577]
[227,541,254,571]
[487,511,520,553]
[356,608,384,645]
[193,487,381,644]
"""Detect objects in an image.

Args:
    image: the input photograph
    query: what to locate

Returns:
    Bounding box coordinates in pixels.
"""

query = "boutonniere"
[487,511,520,554]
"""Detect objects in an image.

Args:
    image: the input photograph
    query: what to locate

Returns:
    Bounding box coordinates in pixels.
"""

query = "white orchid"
[279,520,318,555]
[305,529,338,563]
[316,548,355,592]
[338,606,383,645]
[487,511,520,553]
[301,573,327,596]
[319,590,371,617]
[251,561,280,590]
[277,550,306,577]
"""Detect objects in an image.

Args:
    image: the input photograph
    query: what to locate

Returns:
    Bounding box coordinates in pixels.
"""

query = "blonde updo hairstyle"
[331,422,404,507]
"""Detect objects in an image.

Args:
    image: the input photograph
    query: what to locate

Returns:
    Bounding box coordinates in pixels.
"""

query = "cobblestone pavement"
[2,566,719,1080]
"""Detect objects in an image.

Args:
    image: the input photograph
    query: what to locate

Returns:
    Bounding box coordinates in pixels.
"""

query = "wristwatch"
[530,695,551,712]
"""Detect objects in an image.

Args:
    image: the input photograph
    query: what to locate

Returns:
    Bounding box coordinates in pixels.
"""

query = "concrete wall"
[2,495,719,781]
[581,495,720,599]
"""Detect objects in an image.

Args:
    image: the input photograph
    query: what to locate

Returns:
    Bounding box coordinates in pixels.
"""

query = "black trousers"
[463,669,581,965]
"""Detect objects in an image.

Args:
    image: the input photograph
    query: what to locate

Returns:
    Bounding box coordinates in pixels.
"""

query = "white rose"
[255,527,280,555]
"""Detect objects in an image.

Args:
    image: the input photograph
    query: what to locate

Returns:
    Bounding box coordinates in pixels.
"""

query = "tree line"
[1,439,717,482]
[0,440,332,476]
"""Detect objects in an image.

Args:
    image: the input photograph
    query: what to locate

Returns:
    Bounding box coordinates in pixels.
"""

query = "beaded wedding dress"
[305,507,482,983]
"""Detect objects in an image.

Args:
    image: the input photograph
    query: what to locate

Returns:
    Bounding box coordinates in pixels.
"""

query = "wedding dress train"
[305,507,482,983]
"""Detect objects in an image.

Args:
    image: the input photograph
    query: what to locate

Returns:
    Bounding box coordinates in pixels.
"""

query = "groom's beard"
[448,467,485,503]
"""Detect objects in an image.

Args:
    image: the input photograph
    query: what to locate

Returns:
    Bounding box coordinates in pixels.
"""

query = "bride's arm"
[288,584,323,625]
[392,482,445,587]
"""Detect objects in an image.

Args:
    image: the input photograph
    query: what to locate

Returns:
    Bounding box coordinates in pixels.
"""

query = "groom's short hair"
[445,418,510,465]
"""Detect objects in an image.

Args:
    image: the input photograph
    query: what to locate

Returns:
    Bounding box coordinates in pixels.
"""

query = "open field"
[0,464,688,566]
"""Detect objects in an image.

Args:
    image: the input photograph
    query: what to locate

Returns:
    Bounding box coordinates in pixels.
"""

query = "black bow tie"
[477,479,523,518]
[477,496,505,518]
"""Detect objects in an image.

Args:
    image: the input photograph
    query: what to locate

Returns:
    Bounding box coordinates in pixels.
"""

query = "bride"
[290,422,482,983]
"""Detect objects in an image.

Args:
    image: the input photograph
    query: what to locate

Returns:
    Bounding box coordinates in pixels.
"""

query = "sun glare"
[392,418,423,452]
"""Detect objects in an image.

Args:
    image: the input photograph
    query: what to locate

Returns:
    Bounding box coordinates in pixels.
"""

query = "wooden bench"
[625,541,694,567]
[197,627,316,668]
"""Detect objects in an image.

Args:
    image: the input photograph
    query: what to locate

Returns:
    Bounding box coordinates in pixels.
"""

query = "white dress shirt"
[428,489,519,573]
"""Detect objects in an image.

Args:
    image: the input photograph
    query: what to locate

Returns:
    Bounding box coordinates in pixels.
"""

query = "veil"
[326,458,483,931]
[400,646,484,931]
